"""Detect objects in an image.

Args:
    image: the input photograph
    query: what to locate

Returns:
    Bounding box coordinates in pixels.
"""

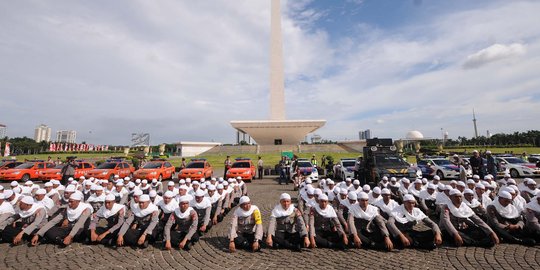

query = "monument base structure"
[230,120,326,145]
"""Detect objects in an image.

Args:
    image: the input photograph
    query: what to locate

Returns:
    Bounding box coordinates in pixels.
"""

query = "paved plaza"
[0,178,539,269]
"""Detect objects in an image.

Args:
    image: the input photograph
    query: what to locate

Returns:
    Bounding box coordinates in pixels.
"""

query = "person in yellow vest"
[229,196,263,252]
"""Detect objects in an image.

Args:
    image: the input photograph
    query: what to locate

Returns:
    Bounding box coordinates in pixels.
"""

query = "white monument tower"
[230,0,326,145]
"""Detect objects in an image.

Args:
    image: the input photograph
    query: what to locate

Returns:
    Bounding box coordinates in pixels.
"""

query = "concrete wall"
[200,143,360,155]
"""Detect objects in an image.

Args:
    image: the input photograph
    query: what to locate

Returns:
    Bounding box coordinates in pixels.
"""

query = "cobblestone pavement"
[1,178,539,270]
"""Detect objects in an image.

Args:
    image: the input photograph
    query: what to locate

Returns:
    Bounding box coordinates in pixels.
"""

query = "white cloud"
[463,43,526,69]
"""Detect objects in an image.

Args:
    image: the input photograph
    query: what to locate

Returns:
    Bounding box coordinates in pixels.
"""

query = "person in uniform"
[387,194,443,250]
[216,184,230,221]
[151,179,164,196]
[86,185,106,213]
[440,189,499,247]
[237,177,248,197]
[31,192,92,247]
[1,196,46,245]
[418,183,437,218]
[266,193,309,251]
[190,190,212,234]
[474,183,492,210]
[228,196,263,252]
[373,188,400,220]
[348,192,393,251]
[33,188,57,217]
[206,185,222,226]
[308,194,348,249]
[0,193,16,225]
[523,195,540,243]
[44,182,60,205]
[486,191,536,246]
[156,191,178,241]
[111,181,129,205]
[519,178,538,203]
[89,194,126,246]
[164,195,199,251]
[117,194,159,248]
[463,189,487,221]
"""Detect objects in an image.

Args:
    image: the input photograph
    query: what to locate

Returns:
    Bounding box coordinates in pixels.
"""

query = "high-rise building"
[0,124,6,138]
[359,129,372,140]
[34,124,51,142]
[56,130,77,143]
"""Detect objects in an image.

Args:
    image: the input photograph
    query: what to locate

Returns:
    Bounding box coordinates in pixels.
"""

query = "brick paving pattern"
[1,178,539,269]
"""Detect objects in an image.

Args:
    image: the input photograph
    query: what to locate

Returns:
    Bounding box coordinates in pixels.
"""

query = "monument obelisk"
[231,0,326,145]
[269,0,286,120]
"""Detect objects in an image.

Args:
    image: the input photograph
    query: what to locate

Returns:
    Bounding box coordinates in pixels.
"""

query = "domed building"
[406,130,424,140]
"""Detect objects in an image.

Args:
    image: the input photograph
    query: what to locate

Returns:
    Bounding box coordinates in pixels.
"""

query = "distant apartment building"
[359,129,372,140]
[56,130,77,143]
[34,124,51,142]
[0,124,6,138]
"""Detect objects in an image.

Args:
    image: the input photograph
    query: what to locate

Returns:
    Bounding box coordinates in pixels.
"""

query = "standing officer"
[257,156,264,180]
[469,150,484,179]
[224,156,232,177]
[60,157,78,186]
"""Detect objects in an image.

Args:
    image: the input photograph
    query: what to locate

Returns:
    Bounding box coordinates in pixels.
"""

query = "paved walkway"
[1,178,539,269]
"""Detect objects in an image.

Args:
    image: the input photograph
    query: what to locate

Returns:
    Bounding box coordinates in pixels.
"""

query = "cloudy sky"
[1,0,539,145]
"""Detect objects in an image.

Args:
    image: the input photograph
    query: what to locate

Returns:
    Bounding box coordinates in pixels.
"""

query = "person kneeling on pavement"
[387,194,442,250]
[89,194,126,246]
[1,195,46,245]
[308,194,348,249]
[348,192,393,251]
[524,195,540,243]
[440,189,499,247]
[191,190,212,235]
[117,194,159,248]
[164,195,199,251]
[266,193,309,251]
[229,196,263,252]
[486,191,536,246]
[31,192,92,247]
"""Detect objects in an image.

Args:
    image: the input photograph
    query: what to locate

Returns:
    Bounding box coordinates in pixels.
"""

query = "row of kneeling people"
[0,177,246,250]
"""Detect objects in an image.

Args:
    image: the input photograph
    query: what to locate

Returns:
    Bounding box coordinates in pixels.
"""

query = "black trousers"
[170,231,199,250]
[233,232,260,251]
[2,224,35,244]
[44,226,86,245]
[492,226,536,246]
[258,167,263,179]
[314,230,344,249]
[395,229,436,250]
[443,226,495,248]
[355,228,387,250]
[123,226,158,247]
[61,175,74,186]
[89,227,118,246]
[271,231,302,250]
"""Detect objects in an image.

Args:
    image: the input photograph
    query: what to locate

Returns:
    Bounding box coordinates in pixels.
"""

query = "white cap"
[345,178,352,182]
[207,184,216,191]
[348,191,358,200]
[506,178,516,185]
[486,150,491,154]
[65,185,76,193]
[401,178,410,184]
[305,178,312,184]
[149,190,157,197]
[200,183,207,189]
[357,192,368,200]
[124,177,130,181]
[457,181,466,187]
[280,193,291,200]
[192,181,200,185]
[382,176,388,181]
[10,181,18,187]
[101,179,109,184]
[373,187,381,194]
[472,175,480,180]
[449,189,462,196]
[239,196,250,205]
[501,187,515,194]
[327,180,334,185]
[504,173,511,178]
[362,185,371,192]
[127,182,135,188]
[142,179,148,184]
[403,194,416,202]
[217,184,224,190]
[70,192,83,201]
[390,177,397,182]
[195,190,206,197]
[353,180,360,185]
[105,194,116,201]
[164,191,174,198]
[414,179,423,184]
[35,189,46,195]
[314,189,323,196]
[114,175,120,178]
[463,189,474,195]
[475,183,485,189]
[4,190,14,198]
[499,191,512,200]
[116,182,124,186]
[68,177,74,181]
[467,179,475,184]
[139,194,150,202]
[433,175,440,181]
[445,185,453,191]
[25,180,33,185]
[179,179,186,184]
[133,190,143,196]
[427,183,436,190]
[168,181,175,186]
[152,179,158,183]
[135,179,141,184]
[319,194,329,201]
[21,196,34,205]
[381,188,391,195]
[44,182,53,187]
[307,186,315,195]
[339,188,348,195]
[178,195,191,203]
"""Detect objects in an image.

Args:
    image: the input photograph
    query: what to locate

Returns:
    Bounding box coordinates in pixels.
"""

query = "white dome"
[406,130,424,140]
